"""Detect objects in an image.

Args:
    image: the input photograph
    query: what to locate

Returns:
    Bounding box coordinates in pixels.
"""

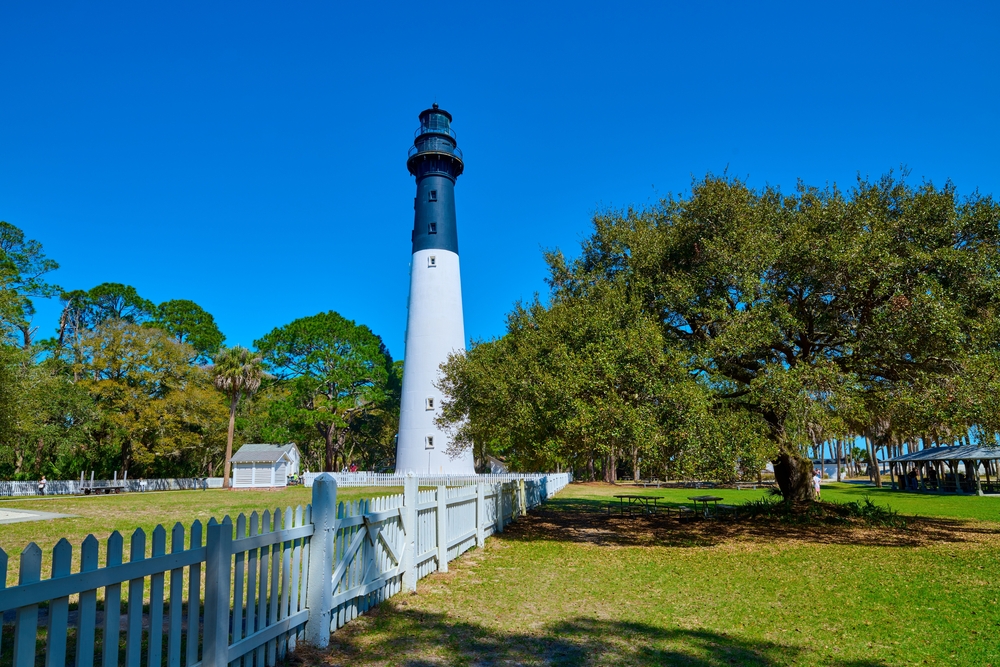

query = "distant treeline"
[0,221,400,480]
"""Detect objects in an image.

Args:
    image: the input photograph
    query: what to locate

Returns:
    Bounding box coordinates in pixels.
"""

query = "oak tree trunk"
[773,452,814,502]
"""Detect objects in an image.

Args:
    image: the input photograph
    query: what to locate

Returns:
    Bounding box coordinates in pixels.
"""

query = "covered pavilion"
[887,444,1000,495]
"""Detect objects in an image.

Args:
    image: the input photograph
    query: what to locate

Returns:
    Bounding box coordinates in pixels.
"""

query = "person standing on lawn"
[812,469,821,500]
[38,476,46,496]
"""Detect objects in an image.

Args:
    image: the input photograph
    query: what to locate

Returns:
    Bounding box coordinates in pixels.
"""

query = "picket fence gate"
[0,473,570,666]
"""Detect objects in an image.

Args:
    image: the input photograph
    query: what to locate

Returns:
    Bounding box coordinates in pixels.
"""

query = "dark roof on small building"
[231,444,294,464]
[887,445,1000,463]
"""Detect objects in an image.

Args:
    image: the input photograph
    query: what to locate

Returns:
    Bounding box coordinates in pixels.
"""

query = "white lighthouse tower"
[395,104,475,474]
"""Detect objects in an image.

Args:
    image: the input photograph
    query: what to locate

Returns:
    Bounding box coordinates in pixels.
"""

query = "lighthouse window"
[429,190,437,202]
[428,222,437,234]
[425,436,435,449]
[426,397,435,410]
[428,256,437,267]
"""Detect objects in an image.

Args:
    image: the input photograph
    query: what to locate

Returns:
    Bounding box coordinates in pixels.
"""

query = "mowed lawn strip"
[0,485,401,585]
[571,481,1000,523]
[301,483,1000,667]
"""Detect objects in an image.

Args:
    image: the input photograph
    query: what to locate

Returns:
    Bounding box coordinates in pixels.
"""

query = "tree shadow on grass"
[506,498,999,550]
[293,608,890,667]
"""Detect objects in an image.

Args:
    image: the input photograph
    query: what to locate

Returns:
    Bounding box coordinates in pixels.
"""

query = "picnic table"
[687,495,724,518]
[612,494,660,516]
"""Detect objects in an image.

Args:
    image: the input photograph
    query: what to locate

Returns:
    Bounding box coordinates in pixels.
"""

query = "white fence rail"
[0,473,570,666]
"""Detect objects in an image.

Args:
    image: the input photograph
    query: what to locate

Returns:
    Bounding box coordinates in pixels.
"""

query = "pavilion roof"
[887,444,1000,463]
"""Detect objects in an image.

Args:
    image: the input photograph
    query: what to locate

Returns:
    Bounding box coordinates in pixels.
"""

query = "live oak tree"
[438,282,773,481]
[80,321,228,476]
[546,173,1000,500]
[255,311,394,472]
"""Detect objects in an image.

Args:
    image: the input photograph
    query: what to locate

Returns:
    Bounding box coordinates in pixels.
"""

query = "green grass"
[554,481,1000,523]
[0,485,400,585]
[6,481,1000,665]
[296,482,1000,667]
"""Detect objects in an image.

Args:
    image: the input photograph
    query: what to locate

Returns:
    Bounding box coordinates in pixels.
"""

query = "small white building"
[231,444,297,488]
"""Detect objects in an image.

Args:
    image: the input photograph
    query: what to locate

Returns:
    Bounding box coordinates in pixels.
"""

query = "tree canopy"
[152,299,225,362]
[440,173,1000,497]
[255,311,396,472]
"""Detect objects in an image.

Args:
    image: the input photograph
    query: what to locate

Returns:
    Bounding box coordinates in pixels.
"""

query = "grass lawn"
[295,482,1000,667]
[0,485,401,586]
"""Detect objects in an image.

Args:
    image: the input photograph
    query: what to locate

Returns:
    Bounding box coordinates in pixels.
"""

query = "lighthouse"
[395,104,475,474]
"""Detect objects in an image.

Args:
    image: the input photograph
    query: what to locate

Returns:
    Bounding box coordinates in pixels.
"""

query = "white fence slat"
[185,521,203,667]
[254,510,270,667]
[232,513,247,657]
[202,519,232,667]
[44,539,72,667]
[245,511,259,664]
[76,535,99,667]
[267,507,281,666]
[436,487,448,572]
[278,506,293,660]
[0,547,6,661]
[125,528,146,667]
[12,543,42,667]
[148,525,166,667]
[102,531,124,667]
[167,523,185,667]
[287,504,304,652]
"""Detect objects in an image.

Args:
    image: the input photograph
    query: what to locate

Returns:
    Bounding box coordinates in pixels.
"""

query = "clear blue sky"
[2,2,998,360]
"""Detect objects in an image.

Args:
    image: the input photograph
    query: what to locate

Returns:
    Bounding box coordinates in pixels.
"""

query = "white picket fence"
[0,472,569,666]
[304,471,572,493]
[0,472,572,498]
[0,478,224,498]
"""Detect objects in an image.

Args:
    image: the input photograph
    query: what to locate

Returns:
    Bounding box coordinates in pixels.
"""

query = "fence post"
[401,473,418,592]
[305,473,338,648]
[475,482,486,547]
[519,479,527,516]
[202,521,232,667]
[436,485,448,573]
[495,483,503,533]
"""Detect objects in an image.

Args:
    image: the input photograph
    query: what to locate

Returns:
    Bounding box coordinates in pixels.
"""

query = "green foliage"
[79,321,229,475]
[440,172,1000,492]
[0,221,60,347]
[740,494,906,527]
[834,495,906,527]
[151,299,225,362]
[0,344,20,455]
[255,311,395,472]
[83,282,155,326]
[439,281,773,479]
[0,220,398,479]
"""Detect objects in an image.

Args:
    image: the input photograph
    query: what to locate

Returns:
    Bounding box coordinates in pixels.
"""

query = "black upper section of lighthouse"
[408,104,462,255]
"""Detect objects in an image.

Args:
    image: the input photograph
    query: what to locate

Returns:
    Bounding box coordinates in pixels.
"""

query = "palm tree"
[213,345,264,489]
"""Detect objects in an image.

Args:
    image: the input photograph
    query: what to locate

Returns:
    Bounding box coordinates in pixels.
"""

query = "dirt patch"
[504,503,1000,550]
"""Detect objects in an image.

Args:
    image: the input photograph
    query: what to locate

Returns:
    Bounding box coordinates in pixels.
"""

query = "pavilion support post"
[975,460,983,496]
